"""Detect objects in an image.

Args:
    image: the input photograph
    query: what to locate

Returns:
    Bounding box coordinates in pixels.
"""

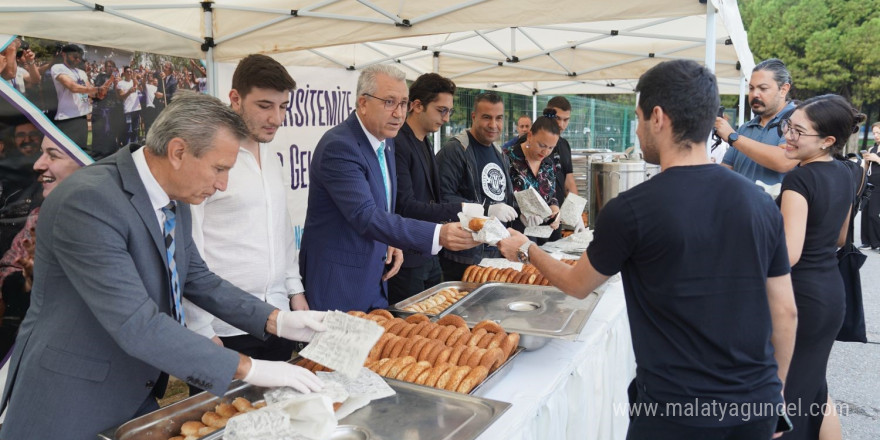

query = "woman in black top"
[777,94,864,440]
[860,122,880,249]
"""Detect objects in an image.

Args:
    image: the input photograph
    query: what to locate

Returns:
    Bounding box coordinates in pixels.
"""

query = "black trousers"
[388,256,442,305]
[626,414,776,440]
[219,333,296,362]
[861,171,880,248]
[54,115,88,150]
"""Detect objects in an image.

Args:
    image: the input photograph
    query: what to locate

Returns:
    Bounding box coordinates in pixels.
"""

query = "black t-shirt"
[777,160,853,274]
[552,137,574,203]
[467,131,507,203]
[587,164,789,426]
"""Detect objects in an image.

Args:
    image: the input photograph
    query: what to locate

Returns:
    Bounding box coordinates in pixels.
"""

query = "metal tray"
[443,283,603,350]
[99,376,510,440]
[390,281,483,319]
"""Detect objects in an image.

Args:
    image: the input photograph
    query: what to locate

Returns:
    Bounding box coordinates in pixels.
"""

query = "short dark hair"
[797,94,866,155]
[635,59,719,145]
[409,73,456,106]
[473,91,502,111]
[532,108,562,136]
[753,58,792,89]
[61,44,83,55]
[547,96,571,112]
[232,54,296,98]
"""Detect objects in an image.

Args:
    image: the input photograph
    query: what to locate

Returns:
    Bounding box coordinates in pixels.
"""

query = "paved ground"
[827,212,880,438]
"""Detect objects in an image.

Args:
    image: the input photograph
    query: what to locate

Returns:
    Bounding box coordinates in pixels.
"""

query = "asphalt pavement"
[827,211,880,439]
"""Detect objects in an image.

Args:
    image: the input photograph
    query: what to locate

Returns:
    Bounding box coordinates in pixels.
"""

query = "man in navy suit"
[300,65,479,312]
[389,73,471,304]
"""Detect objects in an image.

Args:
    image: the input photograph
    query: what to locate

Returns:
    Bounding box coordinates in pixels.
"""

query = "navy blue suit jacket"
[300,112,436,312]
[394,122,460,268]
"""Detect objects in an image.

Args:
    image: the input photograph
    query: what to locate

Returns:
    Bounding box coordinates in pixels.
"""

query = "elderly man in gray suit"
[0,91,327,440]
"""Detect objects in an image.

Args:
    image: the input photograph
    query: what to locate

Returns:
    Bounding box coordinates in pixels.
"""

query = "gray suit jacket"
[0,145,277,440]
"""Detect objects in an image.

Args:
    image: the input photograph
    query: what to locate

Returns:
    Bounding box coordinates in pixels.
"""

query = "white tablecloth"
[475,280,636,440]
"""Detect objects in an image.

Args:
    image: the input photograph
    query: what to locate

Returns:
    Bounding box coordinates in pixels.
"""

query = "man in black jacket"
[391,73,476,303]
[436,91,518,282]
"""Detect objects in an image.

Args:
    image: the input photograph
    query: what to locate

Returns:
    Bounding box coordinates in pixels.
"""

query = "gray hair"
[356,64,406,109]
[753,58,792,89]
[145,90,249,157]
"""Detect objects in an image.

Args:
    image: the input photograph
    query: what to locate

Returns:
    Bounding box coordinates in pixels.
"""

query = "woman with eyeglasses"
[508,110,562,242]
[776,94,864,440]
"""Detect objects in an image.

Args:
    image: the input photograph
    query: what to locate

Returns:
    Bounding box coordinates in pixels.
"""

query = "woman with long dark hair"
[777,94,865,440]
[508,110,562,242]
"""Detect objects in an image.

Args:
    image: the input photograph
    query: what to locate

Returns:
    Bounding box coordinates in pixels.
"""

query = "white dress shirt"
[184,144,303,338]
[131,146,171,228]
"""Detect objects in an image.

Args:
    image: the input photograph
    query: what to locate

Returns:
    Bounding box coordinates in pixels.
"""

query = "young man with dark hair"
[50,44,110,149]
[436,91,518,281]
[183,54,307,362]
[499,59,797,439]
[545,96,578,202]
[715,58,798,185]
[390,73,476,303]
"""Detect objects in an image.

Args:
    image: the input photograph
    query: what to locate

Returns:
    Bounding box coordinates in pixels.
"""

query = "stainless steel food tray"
[99,373,511,440]
[443,282,603,350]
[390,281,483,319]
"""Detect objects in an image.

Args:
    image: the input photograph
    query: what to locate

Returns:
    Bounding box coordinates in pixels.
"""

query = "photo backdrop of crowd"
[0,35,208,357]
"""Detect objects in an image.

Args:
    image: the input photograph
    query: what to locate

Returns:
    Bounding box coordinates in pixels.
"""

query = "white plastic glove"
[521,213,543,227]
[243,358,324,394]
[275,310,328,342]
[487,203,517,222]
[461,203,484,218]
[574,215,586,233]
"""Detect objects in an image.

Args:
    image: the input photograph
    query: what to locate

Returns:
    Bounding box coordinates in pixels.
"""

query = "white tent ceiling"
[0,0,753,95]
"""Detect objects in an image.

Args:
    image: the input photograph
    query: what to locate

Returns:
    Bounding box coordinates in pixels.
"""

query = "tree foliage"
[740,0,880,107]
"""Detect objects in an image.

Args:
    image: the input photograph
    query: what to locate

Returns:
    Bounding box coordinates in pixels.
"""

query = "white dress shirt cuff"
[431,224,442,255]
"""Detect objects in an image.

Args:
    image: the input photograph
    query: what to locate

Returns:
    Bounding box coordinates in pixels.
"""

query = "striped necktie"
[377,141,390,211]
[161,202,185,325]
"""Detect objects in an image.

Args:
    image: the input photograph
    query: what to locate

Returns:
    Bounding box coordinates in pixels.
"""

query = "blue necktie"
[161,202,185,325]
[377,141,390,212]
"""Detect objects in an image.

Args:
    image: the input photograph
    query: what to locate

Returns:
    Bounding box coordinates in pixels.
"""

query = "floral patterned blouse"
[0,207,38,289]
[508,142,558,206]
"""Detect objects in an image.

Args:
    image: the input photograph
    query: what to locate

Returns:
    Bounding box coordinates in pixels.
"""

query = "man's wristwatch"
[727,132,739,145]
[516,241,533,264]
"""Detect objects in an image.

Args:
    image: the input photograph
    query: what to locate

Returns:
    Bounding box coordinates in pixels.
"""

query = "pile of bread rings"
[296,309,519,394]
[399,286,468,315]
[461,260,577,285]
[166,397,266,440]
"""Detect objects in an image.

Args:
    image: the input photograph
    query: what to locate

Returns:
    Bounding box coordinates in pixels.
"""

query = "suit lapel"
[346,113,389,212]
[386,138,396,212]
[404,123,436,198]
[116,146,166,261]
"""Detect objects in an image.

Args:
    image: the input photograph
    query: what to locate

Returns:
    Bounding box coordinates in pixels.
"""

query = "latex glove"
[521,213,543,227]
[243,358,324,394]
[275,310,328,342]
[549,213,561,230]
[461,203,484,218]
[574,215,586,233]
[487,203,517,222]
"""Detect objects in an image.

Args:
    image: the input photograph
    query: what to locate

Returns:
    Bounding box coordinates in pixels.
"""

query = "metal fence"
[439,89,637,152]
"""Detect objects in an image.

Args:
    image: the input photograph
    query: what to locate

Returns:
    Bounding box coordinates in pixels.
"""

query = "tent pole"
[705,0,716,73]
[204,3,217,97]
[532,92,537,121]
[739,73,747,126]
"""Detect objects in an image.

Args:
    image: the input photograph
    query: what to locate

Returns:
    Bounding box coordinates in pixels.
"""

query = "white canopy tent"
[0,0,753,99]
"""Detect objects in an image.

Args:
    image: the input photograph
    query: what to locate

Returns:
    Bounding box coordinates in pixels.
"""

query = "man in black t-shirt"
[498,60,798,439]
[546,96,578,205]
[436,91,518,281]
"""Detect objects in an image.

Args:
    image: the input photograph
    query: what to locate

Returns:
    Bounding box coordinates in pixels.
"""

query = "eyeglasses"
[435,106,455,117]
[14,131,42,139]
[363,93,408,111]
[780,119,823,142]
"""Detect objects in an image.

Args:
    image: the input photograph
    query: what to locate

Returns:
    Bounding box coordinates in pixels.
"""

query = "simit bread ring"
[445,365,474,392]
[409,321,430,340]
[201,412,228,428]
[466,348,486,368]
[347,310,367,318]
[436,325,456,344]
[388,356,416,378]
[482,347,505,371]
[382,317,404,331]
[389,337,408,358]
[398,336,419,357]
[473,320,505,335]
[199,426,219,436]
[388,320,409,335]
[447,327,471,347]
[215,403,237,418]
[405,313,430,324]
[427,342,447,365]
[418,322,438,338]
[381,335,401,359]
[368,333,391,360]
[396,363,416,380]
[404,361,432,382]
[437,314,468,329]
[397,323,416,338]
[468,217,488,231]
[418,341,441,363]
[409,337,432,361]
[232,397,254,413]
[486,331,508,350]
[476,332,495,349]
[369,309,394,320]
[500,333,520,359]
[377,357,399,376]
[428,364,455,388]
[467,328,487,346]
[426,324,444,340]
[457,346,479,366]
[181,421,207,436]
[462,264,476,282]
[414,366,433,385]
[456,365,489,394]
[370,358,391,373]
[448,344,469,365]
[435,346,452,365]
